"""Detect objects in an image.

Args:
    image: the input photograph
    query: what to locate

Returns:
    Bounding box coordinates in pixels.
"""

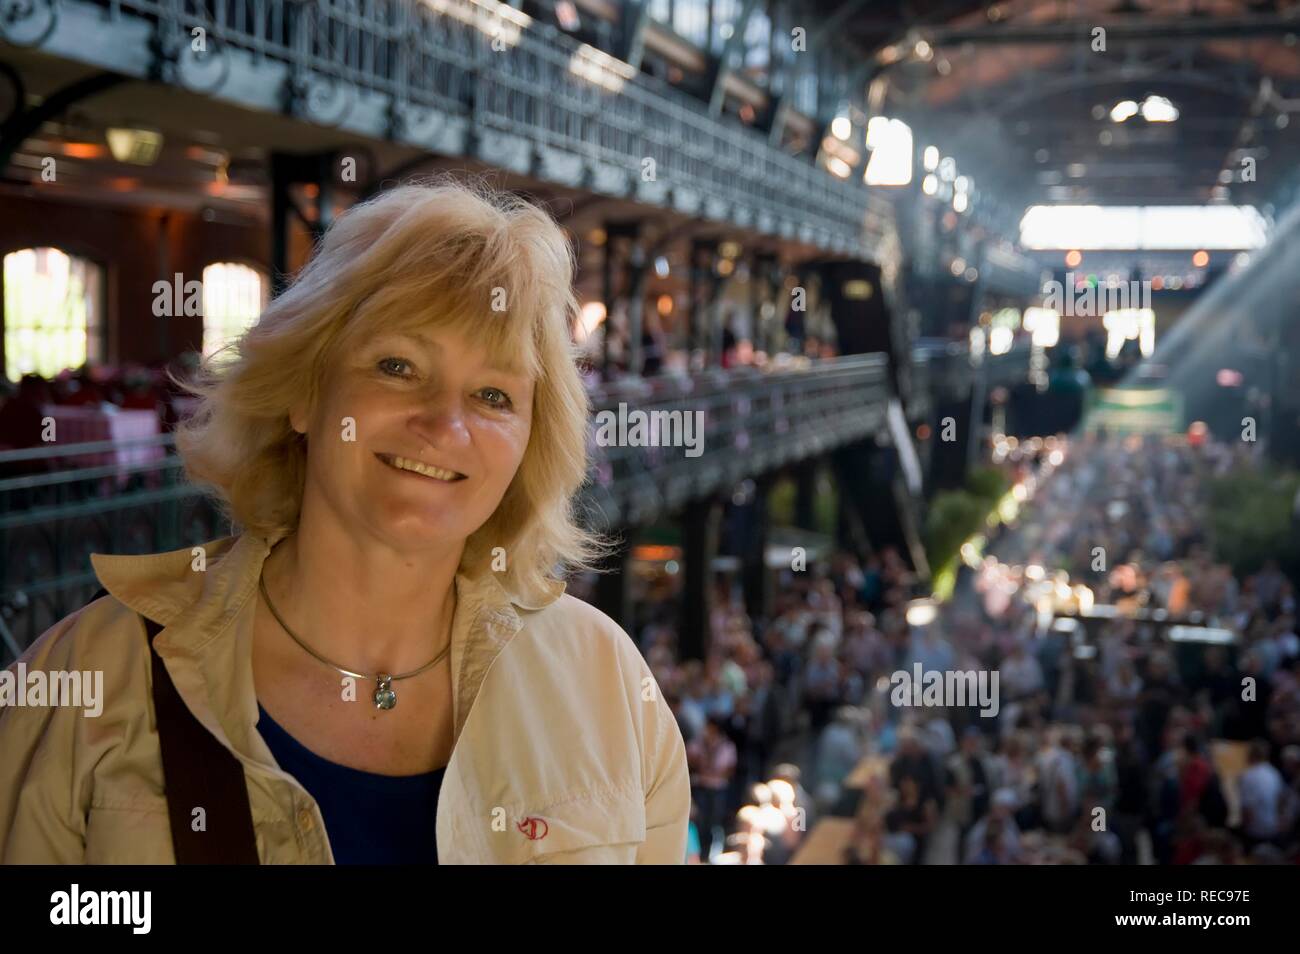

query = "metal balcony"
[583,354,892,527]
[4,0,893,257]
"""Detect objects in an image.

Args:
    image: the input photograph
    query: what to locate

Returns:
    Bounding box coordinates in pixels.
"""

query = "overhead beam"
[708,0,762,115]
[621,0,654,71]
[810,0,877,48]
[766,0,877,140]
[0,71,130,176]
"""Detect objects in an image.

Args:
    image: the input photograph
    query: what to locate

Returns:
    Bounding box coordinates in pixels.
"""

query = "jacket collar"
[89,528,566,751]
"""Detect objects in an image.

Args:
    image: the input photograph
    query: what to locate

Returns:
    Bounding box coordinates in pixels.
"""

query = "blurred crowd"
[629,432,1300,864]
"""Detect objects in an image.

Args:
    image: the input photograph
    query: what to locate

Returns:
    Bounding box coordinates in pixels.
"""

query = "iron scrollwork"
[0,0,59,48]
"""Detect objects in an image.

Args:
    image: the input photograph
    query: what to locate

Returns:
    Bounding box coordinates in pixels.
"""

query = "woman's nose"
[408,390,470,449]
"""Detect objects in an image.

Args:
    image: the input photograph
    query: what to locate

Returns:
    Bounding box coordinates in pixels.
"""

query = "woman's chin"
[368,504,474,546]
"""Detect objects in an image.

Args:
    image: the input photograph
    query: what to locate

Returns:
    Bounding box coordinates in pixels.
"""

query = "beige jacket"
[0,530,689,864]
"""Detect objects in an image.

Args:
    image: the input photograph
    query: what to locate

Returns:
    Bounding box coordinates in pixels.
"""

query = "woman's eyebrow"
[387,330,439,350]
[387,330,526,378]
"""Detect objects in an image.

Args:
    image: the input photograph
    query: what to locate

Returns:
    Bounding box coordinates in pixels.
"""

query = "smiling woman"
[0,177,691,866]
[180,176,598,605]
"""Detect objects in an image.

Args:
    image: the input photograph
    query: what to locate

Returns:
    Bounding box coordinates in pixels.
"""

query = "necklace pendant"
[373,674,397,710]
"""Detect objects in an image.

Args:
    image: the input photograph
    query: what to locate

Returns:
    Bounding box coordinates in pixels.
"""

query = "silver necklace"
[258,571,451,710]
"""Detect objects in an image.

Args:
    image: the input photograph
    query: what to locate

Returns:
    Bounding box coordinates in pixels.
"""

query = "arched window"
[2,247,104,381]
[201,262,267,359]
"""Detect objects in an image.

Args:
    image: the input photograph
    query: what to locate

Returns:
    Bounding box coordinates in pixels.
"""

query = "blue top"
[255,703,445,865]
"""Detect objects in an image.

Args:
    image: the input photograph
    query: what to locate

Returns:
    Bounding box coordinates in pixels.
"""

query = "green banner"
[1084,387,1183,434]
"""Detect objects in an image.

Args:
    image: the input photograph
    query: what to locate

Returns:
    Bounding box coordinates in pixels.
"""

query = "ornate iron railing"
[3,0,892,255]
[583,354,892,527]
[0,437,228,662]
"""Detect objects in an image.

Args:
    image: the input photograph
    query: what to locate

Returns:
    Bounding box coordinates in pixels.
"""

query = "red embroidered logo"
[517,817,548,840]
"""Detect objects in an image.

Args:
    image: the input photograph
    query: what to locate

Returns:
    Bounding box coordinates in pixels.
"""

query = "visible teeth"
[390,456,461,481]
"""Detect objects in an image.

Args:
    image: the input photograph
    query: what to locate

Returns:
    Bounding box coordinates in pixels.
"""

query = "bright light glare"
[1140,95,1178,122]
[864,117,913,186]
[831,116,852,141]
[576,301,606,341]
[989,326,1014,355]
[568,42,636,92]
[866,116,889,148]
[922,174,938,195]
[953,192,969,212]
[906,600,938,626]
[1020,205,1267,250]
[1022,307,1060,348]
[1110,100,1139,122]
[923,146,939,171]
[426,0,529,47]
[1102,307,1156,358]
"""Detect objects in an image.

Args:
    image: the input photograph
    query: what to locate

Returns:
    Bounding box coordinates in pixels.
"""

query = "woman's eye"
[479,387,512,408]
[377,357,412,378]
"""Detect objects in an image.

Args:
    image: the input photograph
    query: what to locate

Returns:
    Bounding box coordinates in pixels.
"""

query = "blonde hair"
[173,175,610,603]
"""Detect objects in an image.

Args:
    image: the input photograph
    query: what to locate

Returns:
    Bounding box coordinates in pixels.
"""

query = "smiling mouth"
[376,453,467,482]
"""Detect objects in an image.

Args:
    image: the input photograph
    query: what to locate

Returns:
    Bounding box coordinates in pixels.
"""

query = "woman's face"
[293,323,535,556]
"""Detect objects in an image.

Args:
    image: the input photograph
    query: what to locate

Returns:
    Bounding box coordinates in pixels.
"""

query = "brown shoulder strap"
[144,615,260,864]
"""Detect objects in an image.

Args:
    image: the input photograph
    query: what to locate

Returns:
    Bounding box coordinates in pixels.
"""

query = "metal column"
[679,496,721,661]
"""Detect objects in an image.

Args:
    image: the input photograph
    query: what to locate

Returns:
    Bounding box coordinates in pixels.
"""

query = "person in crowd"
[1077,733,1117,823]
[687,715,739,861]
[884,774,936,865]
[945,726,992,848]
[1036,727,1081,835]
[890,725,944,811]
[963,788,1022,864]
[1237,738,1286,850]
[812,705,865,809]
[1001,641,1046,701]
[801,634,843,736]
